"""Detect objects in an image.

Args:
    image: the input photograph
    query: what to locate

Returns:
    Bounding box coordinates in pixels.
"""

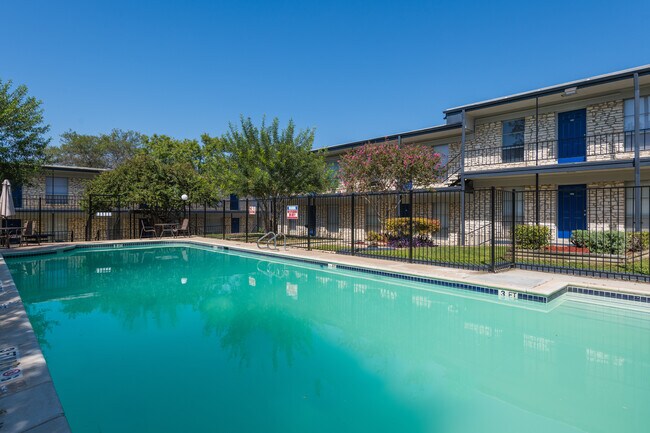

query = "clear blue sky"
[2,0,649,149]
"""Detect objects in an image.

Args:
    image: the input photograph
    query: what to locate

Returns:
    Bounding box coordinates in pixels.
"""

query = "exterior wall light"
[563,87,578,96]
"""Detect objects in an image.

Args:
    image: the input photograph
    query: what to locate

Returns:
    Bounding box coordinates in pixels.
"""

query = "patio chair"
[140,220,156,239]
[173,218,190,237]
[21,220,42,246]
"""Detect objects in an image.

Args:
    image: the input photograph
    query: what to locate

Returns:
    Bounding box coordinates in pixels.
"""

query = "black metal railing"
[465,131,650,171]
[5,187,650,282]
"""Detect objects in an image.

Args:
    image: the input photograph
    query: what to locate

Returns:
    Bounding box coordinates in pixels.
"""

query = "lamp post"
[181,194,188,219]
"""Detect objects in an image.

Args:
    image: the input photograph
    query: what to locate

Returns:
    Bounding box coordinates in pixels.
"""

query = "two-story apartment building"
[310,65,650,246]
[6,165,108,241]
[7,165,250,241]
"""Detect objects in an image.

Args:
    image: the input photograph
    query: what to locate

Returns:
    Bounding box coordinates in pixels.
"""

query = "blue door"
[558,109,586,163]
[231,217,240,234]
[557,185,586,239]
[229,194,239,210]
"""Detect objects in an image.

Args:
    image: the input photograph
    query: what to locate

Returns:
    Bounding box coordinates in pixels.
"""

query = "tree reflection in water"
[9,246,313,369]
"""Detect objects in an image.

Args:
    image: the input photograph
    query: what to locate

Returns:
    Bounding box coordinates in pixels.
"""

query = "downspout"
[397,134,403,216]
[634,73,642,232]
[535,96,540,226]
[460,109,466,246]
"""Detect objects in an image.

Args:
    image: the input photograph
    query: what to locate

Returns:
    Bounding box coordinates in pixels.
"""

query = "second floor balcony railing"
[463,130,650,172]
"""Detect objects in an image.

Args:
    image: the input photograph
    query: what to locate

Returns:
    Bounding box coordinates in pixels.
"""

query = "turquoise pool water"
[5,244,650,433]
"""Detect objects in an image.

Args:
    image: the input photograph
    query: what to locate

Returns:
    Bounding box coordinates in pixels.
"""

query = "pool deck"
[1,236,649,433]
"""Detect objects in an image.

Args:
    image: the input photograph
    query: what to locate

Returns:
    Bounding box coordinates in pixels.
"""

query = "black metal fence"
[3,187,649,282]
[249,186,650,282]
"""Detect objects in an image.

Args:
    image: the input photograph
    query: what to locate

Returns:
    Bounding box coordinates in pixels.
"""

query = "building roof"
[317,64,650,154]
[443,64,650,115]
[318,123,461,153]
[41,164,109,173]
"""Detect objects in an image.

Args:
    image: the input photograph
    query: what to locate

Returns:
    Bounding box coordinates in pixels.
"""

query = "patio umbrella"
[0,179,16,219]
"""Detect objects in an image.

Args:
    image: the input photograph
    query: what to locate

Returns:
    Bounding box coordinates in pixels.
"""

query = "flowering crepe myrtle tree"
[338,140,443,192]
[338,140,444,233]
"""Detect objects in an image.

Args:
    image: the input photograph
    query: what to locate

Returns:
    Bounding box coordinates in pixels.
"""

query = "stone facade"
[586,181,625,232]
[523,185,558,241]
[21,175,88,201]
[463,98,640,171]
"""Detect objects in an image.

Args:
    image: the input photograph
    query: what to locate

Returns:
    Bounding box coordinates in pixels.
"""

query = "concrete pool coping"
[1,236,649,432]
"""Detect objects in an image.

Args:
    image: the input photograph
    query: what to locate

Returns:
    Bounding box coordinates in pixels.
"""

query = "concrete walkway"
[5,236,649,297]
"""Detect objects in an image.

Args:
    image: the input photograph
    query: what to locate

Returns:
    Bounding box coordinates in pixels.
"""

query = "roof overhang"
[41,164,109,174]
[444,64,650,118]
[319,123,462,157]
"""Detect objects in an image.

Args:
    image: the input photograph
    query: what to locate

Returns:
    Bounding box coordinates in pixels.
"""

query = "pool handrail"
[257,231,275,249]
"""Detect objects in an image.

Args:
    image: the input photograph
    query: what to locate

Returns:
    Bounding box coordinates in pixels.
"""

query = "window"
[432,200,449,237]
[327,204,339,232]
[625,182,650,229]
[433,144,449,166]
[365,202,380,231]
[502,119,525,163]
[12,184,22,209]
[624,97,650,150]
[503,188,525,226]
[46,177,68,204]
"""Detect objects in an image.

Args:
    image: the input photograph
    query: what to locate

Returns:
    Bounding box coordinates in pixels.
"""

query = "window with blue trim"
[46,177,68,204]
[624,97,650,151]
[12,184,22,208]
[229,194,239,211]
[502,119,525,163]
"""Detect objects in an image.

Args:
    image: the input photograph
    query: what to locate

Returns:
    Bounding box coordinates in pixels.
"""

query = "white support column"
[634,73,641,232]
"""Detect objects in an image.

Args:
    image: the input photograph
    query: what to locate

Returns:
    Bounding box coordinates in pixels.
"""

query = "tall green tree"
[83,136,222,222]
[0,79,50,185]
[202,116,335,231]
[47,129,144,169]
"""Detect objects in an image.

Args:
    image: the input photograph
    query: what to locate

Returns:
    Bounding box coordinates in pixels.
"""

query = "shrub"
[627,231,650,252]
[384,217,440,238]
[515,225,551,250]
[387,235,436,248]
[570,230,626,255]
[366,231,386,243]
[569,230,589,248]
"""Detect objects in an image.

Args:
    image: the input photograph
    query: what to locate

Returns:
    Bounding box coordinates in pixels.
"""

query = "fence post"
[490,186,496,272]
[222,199,226,240]
[350,193,355,255]
[510,189,517,268]
[273,197,277,233]
[408,189,414,263]
[245,198,249,243]
[203,203,207,236]
[187,202,191,234]
[307,195,312,251]
[117,195,121,240]
[38,197,42,240]
[87,195,92,241]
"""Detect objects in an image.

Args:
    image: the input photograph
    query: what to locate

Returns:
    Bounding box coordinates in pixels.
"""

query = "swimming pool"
[5,243,650,433]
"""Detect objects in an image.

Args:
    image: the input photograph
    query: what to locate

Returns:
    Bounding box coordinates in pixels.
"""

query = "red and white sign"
[248,205,257,215]
[286,205,299,220]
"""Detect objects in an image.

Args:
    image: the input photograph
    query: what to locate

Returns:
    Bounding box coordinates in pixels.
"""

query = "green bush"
[570,230,626,255]
[627,231,650,252]
[366,231,386,243]
[384,217,440,238]
[515,225,551,250]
